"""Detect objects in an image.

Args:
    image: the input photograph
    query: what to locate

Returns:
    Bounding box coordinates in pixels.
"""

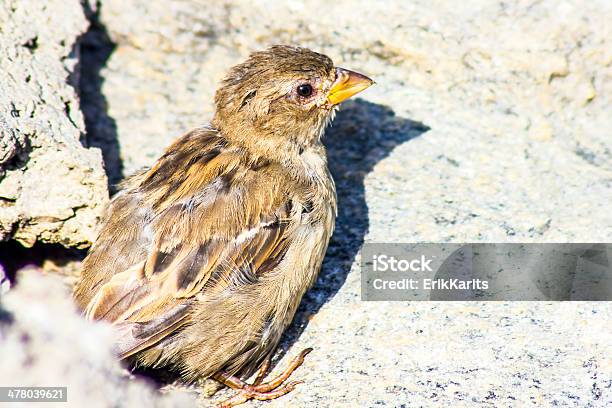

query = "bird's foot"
[213,347,313,408]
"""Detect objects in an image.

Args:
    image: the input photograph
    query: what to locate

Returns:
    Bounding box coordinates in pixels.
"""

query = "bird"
[73,45,373,407]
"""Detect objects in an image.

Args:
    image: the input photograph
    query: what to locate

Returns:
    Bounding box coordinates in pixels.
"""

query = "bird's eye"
[297,84,313,97]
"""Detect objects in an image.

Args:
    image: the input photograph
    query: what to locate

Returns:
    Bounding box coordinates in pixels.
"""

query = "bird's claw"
[214,348,312,408]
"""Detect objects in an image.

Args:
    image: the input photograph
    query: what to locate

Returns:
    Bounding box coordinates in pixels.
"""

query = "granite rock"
[1,0,611,407]
[0,270,195,407]
[92,1,612,406]
[0,0,108,248]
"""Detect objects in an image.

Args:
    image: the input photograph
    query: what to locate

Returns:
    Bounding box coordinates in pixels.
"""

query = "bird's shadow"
[128,100,430,388]
[275,99,430,363]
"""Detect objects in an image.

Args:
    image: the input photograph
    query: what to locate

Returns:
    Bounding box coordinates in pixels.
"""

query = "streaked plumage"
[74,45,372,405]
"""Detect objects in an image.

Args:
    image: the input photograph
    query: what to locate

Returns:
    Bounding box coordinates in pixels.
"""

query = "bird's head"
[212,45,373,157]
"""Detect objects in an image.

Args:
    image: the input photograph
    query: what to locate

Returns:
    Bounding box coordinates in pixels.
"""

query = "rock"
[0,270,196,407]
[1,0,611,407]
[91,1,612,406]
[0,0,108,248]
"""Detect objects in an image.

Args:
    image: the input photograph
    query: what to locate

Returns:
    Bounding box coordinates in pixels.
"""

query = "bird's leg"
[213,348,312,408]
[252,355,271,386]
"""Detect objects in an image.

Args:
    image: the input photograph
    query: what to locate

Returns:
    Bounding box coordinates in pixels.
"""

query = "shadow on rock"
[79,2,122,190]
[277,99,430,362]
[0,241,85,286]
[0,3,119,292]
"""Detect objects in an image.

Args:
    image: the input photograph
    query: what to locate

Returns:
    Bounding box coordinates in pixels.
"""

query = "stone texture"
[91,1,612,406]
[0,0,108,248]
[0,270,196,408]
[1,0,611,407]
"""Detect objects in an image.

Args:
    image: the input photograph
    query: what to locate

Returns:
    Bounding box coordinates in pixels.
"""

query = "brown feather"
[73,46,350,382]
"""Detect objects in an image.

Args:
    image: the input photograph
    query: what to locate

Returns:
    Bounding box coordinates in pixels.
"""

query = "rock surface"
[93,1,612,406]
[1,0,612,407]
[0,0,108,248]
[0,270,195,407]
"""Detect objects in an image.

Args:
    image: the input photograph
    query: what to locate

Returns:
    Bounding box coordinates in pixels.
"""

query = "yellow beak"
[327,67,374,105]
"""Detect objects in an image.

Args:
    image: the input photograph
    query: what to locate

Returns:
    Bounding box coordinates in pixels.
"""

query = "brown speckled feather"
[73,46,371,388]
[74,126,335,379]
[77,127,303,325]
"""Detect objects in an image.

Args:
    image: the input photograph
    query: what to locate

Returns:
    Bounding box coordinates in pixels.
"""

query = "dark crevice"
[64,101,79,130]
[78,1,122,191]
[23,36,38,52]
[1,135,31,173]
[9,103,20,118]
[0,241,86,286]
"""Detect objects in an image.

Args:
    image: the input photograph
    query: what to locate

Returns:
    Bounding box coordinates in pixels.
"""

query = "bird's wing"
[77,128,298,358]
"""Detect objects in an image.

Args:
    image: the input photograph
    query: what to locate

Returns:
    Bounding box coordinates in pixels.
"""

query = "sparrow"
[73,45,373,407]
